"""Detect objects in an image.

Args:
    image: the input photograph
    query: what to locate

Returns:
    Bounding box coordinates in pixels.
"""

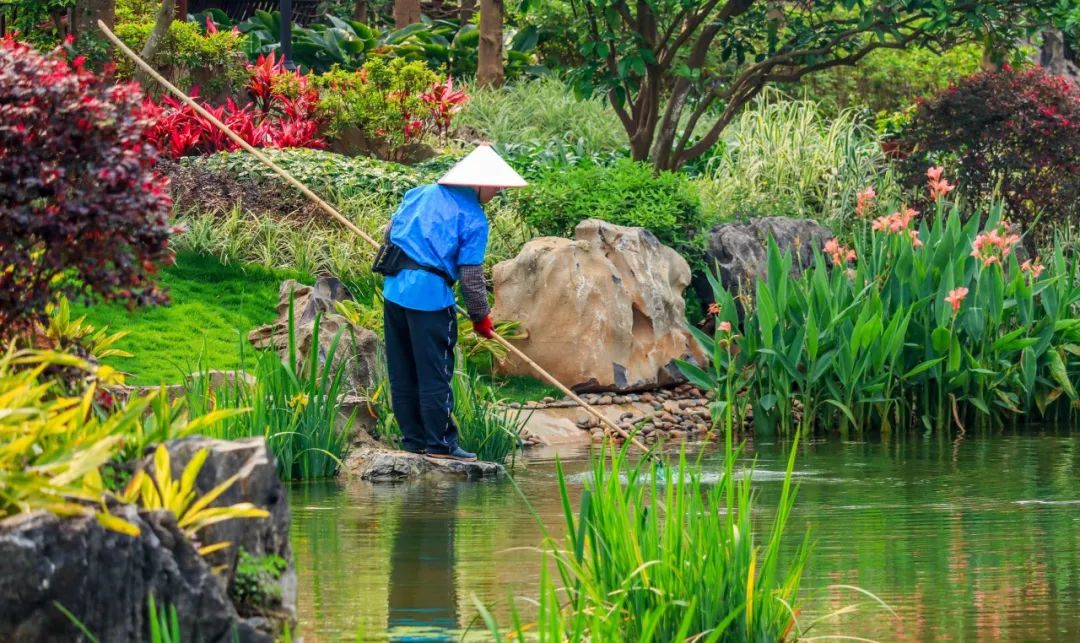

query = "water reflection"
[387,482,458,641]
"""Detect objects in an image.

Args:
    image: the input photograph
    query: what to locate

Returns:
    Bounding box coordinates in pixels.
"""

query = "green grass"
[485,374,561,403]
[75,252,307,385]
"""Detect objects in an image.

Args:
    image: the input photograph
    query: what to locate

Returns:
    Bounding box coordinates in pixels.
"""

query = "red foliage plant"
[422,78,468,139]
[0,36,174,338]
[897,66,1080,243]
[144,52,324,158]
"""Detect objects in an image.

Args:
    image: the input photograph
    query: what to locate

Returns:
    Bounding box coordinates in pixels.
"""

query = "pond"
[289,432,1080,641]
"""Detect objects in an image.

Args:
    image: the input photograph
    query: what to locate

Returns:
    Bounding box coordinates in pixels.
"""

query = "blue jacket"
[382,184,489,311]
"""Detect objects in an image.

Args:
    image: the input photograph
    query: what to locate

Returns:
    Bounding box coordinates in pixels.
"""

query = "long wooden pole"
[98,20,654,458]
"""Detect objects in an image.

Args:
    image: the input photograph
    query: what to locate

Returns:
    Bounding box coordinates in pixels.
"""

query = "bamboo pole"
[98,20,654,458]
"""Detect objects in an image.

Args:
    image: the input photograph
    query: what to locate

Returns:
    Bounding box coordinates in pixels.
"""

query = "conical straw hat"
[438,144,528,188]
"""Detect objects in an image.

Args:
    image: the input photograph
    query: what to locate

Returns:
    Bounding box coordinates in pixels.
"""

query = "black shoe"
[425,447,477,462]
[401,445,425,455]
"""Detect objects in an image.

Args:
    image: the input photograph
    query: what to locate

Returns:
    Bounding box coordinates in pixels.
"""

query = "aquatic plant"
[185,299,353,480]
[479,435,827,641]
[681,189,1080,436]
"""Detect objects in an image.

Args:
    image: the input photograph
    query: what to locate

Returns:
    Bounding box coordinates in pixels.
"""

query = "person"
[378,145,527,461]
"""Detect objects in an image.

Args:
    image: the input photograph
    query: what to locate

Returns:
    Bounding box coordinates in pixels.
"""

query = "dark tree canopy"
[565,0,1076,170]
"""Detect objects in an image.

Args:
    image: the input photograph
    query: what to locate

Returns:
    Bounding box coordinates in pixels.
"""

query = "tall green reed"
[480,438,812,641]
[697,91,899,226]
[186,298,352,480]
[680,196,1080,436]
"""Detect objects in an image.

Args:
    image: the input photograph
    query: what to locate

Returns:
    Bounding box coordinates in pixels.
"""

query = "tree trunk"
[459,0,476,23]
[353,0,367,23]
[394,0,421,28]
[73,0,115,36]
[477,0,503,87]
[135,0,174,87]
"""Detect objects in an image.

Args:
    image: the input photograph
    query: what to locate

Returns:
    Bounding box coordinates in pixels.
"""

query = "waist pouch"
[373,236,455,288]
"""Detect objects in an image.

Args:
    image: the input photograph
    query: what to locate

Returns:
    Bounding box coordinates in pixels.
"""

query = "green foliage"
[147,594,181,643]
[312,57,442,157]
[484,443,811,641]
[239,11,542,78]
[0,349,246,537]
[112,19,247,96]
[231,548,287,613]
[457,77,626,153]
[197,149,431,202]
[680,200,1080,436]
[565,0,1068,170]
[120,444,270,556]
[73,253,297,385]
[800,44,984,115]
[697,94,899,227]
[515,158,706,268]
[184,297,352,480]
[374,358,525,463]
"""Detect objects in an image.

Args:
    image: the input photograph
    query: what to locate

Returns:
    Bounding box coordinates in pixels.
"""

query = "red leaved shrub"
[0,36,173,338]
[144,52,324,158]
[897,66,1080,243]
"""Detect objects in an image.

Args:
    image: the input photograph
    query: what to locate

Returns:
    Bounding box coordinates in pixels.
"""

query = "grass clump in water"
[481,438,822,641]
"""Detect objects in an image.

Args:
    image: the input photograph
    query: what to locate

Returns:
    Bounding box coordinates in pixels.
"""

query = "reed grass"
[457,77,627,153]
[697,91,899,226]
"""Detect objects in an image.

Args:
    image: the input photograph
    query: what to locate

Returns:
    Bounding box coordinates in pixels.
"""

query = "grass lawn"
[75,252,306,385]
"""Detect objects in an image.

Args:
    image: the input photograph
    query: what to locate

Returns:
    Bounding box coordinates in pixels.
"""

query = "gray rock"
[159,438,295,633]
[248,277,380,398]
[704,217,833,298]
[345,448,503,482]
[0,507,266,643]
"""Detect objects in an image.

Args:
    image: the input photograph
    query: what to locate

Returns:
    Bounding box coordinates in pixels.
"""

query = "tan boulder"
[492,219,705,392]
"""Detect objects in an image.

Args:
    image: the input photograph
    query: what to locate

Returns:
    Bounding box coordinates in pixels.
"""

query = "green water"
[290,433,1080,641]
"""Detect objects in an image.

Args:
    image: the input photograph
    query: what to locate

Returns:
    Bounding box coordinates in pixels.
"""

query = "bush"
[799,43,984,114]
[896,67,1080,244]
[312,58,467,160]
[114,19,248,98]
[141,52,324,158]
[185,300,352,481]
[681,191,1080,437]
[515,158,706,268]
[0,37,173,338]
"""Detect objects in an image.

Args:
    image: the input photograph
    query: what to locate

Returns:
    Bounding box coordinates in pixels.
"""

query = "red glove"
[472,315,495,339]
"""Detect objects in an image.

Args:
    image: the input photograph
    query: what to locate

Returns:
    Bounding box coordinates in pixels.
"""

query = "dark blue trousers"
[383,299,459,454]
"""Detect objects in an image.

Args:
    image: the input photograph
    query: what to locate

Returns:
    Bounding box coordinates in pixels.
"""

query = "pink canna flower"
[718,321,732,334]
[1021,258,1045,279]
[855,187,876,217]
[927,166,956,201]
[824,238,857,267]
[872,207,922,249]
[707,302,721,316]
[945,287,969,314]
[971,222,1021,268]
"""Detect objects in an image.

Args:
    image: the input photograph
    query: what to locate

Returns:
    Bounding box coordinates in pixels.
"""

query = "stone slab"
[344,448,504,483]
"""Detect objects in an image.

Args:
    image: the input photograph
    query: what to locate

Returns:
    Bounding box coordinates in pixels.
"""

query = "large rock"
[0,506,266,643]
[159,438,295,633]
[492,219,705,392]
[345,448,503,482]
[248,277,380,397]
[703,217,833,298]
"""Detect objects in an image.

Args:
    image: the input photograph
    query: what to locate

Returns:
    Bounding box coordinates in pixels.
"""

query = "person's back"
[381,183,488,314]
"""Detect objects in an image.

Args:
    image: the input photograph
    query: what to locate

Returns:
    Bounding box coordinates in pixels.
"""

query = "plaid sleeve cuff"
[459,264,490,322]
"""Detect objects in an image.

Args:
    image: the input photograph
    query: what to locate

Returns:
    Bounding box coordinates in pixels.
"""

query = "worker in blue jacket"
[376,145,527,461]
